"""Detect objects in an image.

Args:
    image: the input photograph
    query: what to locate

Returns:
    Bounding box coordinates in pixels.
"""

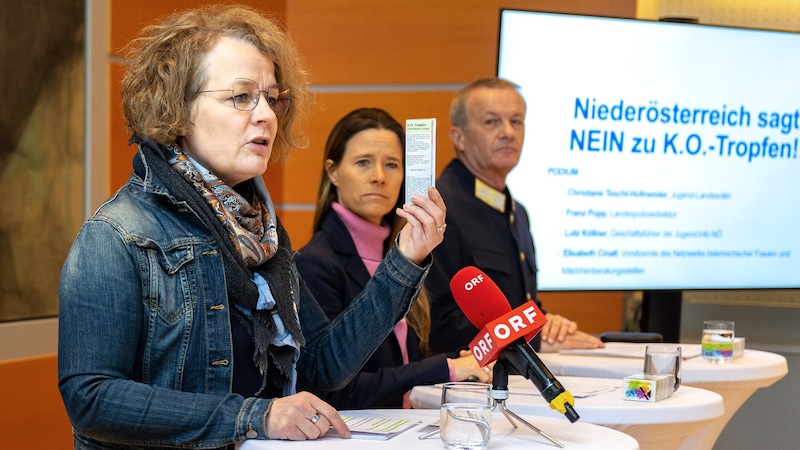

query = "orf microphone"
[450,266,579,423]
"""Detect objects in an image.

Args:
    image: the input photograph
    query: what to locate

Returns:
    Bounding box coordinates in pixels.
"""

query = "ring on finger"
[483,367,491,374]
[436,223,447,233]
[309,413,320,424]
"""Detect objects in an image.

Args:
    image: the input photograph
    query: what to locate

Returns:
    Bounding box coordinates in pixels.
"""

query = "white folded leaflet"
[324,415,421,440]
[404,118,436,203]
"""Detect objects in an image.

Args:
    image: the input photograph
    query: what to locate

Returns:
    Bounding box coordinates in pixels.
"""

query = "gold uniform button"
[519,252,525,262]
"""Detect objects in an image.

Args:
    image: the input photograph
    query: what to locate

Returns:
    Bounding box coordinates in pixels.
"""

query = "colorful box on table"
[622,373,673,402]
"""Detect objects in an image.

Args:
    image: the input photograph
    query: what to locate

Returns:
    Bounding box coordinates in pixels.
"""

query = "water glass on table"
[643,343,682,392]
[440,382,492,450]
[702,320,735,363]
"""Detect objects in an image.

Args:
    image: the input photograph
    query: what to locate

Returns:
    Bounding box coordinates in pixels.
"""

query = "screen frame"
[496,9,800,292]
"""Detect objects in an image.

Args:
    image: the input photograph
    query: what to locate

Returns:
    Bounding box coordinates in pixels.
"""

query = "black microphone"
[450,266,579,423]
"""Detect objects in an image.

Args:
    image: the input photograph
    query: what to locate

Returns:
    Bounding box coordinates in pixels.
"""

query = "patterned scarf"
[165,144,279,268]
[131,135,304,396]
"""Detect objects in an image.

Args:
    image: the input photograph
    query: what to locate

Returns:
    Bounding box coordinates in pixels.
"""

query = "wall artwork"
[0,0,85,321]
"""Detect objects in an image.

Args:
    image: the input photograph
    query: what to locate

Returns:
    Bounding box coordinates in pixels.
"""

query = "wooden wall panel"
[0,355,72,448]
[278,209,314,249]
[110,0,287,53]
[287,0,636,84]
[540,291,625,334]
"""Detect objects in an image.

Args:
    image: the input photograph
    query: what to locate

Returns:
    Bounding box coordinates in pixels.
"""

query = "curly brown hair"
[120,4,312,161]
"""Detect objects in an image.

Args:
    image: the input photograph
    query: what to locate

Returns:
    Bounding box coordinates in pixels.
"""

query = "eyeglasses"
[197,78,291,115]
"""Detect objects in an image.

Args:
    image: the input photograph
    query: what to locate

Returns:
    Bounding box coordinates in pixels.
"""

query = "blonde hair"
[120,4,312,161]
[408,288,432,356]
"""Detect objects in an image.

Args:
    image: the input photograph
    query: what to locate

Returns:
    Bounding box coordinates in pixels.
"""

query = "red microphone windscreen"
[450,266,513,328]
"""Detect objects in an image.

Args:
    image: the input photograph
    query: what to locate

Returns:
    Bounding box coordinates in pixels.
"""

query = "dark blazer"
[295,211,450,409]
[425,158,545,354]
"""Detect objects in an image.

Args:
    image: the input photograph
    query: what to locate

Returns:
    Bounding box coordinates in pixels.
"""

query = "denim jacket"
[58,146,429,449]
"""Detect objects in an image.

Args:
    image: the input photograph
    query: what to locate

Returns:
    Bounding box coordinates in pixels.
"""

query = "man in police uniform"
[426,78,604,354]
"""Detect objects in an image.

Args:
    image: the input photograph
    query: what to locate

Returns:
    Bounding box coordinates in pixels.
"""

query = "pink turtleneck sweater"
[332,203,457,406]
[331,203,410,361]
[332,203,416,407]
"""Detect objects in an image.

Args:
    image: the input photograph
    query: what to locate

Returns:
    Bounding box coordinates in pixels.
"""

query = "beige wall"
[638,0,800,30]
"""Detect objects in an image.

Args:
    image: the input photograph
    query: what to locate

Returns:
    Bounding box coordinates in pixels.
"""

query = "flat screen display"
[498,10,800,290]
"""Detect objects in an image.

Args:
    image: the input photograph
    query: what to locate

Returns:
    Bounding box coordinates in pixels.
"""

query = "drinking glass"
[440,382,492,450]
[702,320,735,363]
[643,343,681,391]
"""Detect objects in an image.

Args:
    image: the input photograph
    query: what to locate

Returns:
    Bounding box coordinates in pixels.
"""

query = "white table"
[410,375,723,450]
[537,343,788,450]
[238,408,639,449]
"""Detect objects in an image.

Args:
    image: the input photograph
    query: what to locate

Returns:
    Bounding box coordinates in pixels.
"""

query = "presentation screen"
[498,10,800,290]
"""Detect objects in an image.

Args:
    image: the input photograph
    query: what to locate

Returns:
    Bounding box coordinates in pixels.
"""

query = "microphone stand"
[491,361,565,448]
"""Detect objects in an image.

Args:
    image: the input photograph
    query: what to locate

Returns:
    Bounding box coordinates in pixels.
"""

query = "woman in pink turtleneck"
[295,108,491,409]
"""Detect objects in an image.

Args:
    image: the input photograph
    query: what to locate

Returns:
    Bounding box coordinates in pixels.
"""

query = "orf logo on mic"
[469,302,547,366]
